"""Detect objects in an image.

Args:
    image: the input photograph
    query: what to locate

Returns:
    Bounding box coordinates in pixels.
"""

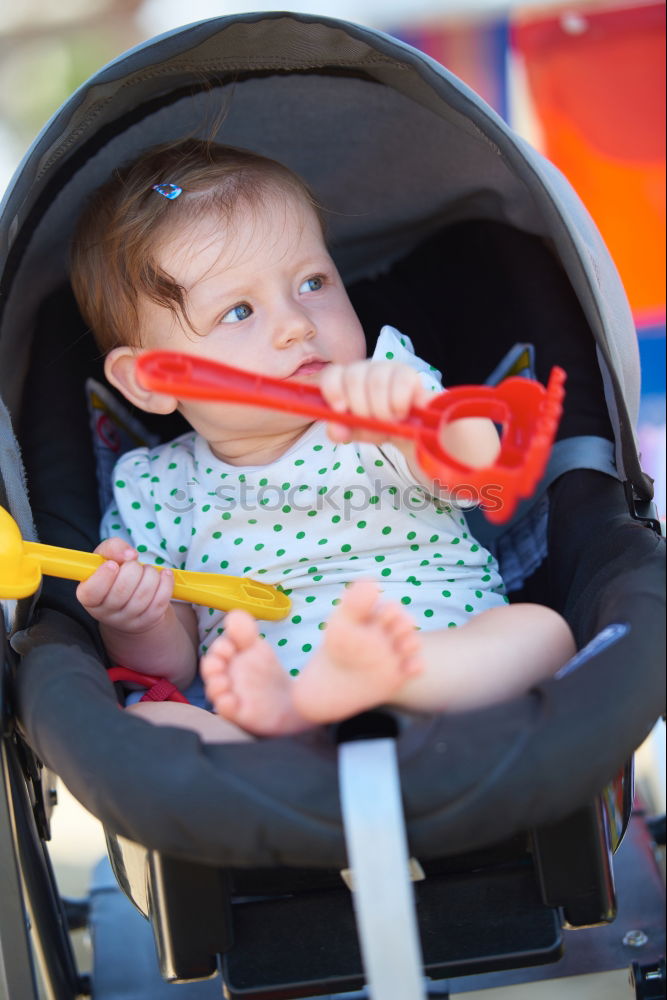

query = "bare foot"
[291,579,423,725]
[200,611,309,737]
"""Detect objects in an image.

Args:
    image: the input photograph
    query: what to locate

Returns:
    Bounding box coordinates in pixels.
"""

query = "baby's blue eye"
[299,276,324,293]
[221,303,252,324]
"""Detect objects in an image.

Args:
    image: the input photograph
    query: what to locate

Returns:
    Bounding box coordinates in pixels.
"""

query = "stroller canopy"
[1,13,664,866]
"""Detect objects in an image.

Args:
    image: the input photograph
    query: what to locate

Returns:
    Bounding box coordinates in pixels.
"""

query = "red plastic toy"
[137,352,566,524]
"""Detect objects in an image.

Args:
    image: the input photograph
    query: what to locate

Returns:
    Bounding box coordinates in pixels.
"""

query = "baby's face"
[136,189,366,449]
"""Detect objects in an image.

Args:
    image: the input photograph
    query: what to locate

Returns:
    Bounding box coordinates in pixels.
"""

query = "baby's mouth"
[289,359,328,378]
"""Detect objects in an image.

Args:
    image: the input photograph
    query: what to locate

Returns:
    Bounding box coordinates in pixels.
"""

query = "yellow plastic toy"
[0,506,290,620]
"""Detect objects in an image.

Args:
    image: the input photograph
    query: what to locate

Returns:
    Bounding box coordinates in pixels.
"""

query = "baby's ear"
[104,347,178,415]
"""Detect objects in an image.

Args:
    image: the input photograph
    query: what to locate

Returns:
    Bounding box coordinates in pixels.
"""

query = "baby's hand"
[320,360,430,445]
[76,538,174,634]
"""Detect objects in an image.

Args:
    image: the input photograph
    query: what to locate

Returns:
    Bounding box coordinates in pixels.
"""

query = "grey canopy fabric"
[0,12,649,505]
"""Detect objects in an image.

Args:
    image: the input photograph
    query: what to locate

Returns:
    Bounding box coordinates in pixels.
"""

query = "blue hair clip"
[152,183,183,200]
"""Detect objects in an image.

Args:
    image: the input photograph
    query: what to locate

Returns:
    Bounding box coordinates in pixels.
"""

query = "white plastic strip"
[338,737,426,1000]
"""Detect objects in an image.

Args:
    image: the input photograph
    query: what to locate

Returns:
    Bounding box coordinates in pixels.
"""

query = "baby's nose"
[274,303,314,344]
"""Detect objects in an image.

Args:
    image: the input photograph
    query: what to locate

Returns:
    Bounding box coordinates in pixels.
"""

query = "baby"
[71,139,575,742]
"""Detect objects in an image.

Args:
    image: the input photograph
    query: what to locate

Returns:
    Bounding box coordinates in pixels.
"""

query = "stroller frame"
[0,12,664,1000]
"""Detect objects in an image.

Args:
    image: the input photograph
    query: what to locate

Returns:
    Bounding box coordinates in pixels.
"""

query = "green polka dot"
[465,604,474,613]
[442,590,451,598]
[294,459,305,466]
[471,544,479,552]
[305,595,316,603]
[356,466,365,474]
[296,531,306,539]
[145,521,156,529]
[289,668,300,676]
[220,560,229,569]
[234,537,243,545]
[202,554,209,563]
[424,609,434,617]
[318,622,327,630]
[475,590,483,599]
[381,568,391,577]
[137,544,147,553]
[451,537,460,544]
[278,638,288,646]
[382,526,391,535]
[302,643,312,653]
[341,543,351,552]
[374,459,384,467]
[429,534,439,543]
[115,480,126,488]
[385,351,394,359]
[168,463,177,470]
[357,520,367,529]
[375,555,385,562]
[276,549,286,557]
[313,445,323,452]
[401,596,411,604]
[282,505,292,514]
[318,538,328,545]
[273,524,283,532]
[291,615,302,624]
[212,531,221,539]
[407,531,417,540]
[131,501,141,510]
[448,622,457,628]
[254,543,264,551]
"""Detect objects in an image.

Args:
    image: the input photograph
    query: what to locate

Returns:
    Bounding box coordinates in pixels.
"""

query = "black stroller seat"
[1,13,664,1000]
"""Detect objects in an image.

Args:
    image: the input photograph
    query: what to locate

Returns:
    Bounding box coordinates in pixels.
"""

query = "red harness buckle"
[107,666,190,704]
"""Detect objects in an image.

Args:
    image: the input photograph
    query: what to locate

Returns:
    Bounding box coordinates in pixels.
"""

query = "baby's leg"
[201,580,422,735]
[125,701,255,743]
[389,603,576,714]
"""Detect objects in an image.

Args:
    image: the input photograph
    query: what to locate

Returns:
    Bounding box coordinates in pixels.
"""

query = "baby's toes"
[376,601,415,640]
[209,688,241,721]
[223,609,260,650]
[200,640,233,681]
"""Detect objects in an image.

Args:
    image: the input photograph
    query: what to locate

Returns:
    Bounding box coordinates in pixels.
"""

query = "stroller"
[0,12,665,1000]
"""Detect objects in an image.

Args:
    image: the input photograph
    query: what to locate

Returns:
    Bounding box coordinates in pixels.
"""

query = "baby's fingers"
[129,566,174,619]
[94,537,137,563]
[76,561,121,611]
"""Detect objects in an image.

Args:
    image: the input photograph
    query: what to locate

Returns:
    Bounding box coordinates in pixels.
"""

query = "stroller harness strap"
[107,666,190,705]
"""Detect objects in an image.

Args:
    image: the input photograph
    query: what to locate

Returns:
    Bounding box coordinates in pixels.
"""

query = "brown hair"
[70,139,323,351]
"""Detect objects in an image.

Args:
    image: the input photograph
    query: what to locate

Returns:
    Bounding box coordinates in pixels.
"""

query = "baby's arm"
[320,360,500,493]
[76,538,199,689]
